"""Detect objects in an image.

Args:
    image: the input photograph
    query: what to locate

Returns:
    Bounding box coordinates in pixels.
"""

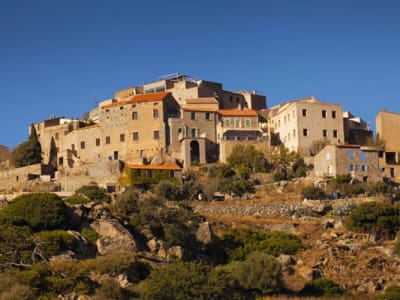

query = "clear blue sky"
[1,0,399,148]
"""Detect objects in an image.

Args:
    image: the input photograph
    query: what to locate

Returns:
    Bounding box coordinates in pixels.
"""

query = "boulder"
[196,221,213,244]
[167,245,185,259]
[67,230,93,258]
[67,205,86,229]
[88,204,112,220]
[90,219,137,255]
[147,238,160,253]
[157,240,169,258]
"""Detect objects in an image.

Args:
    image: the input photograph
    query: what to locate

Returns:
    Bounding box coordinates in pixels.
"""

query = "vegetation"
[33,230,76,258]
[221,228,304,262]
[301,185,325,200]
[75,185,110,202]
[227,144,268,173]
[0,193,68,232]
[271,146,308,181]
[346,201,400,239]
[140,261,249,300]
[379,285,400,300]
[224,251,283,296]
[300,278,346,297]
[10,125,42,168]
[309,138,329,156]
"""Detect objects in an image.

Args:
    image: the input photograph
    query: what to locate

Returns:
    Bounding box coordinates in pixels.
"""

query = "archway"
[190,140,200,164]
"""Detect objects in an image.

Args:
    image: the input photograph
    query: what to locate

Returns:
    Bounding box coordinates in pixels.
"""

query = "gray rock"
[196,221,213,244]
[90,219,137,255]
[167,246,185,259]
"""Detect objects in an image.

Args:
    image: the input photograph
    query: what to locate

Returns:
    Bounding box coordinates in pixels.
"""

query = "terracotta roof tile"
[182,107,217,112]
[101,92,169,109]
[218,109,258,116]
[185,97,218,104]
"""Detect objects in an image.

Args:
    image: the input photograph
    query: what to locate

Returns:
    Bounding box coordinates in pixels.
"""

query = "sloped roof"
[185,97,218,104]
[182,107,217,112]
[101,92,170,109]
[218,109,258,116]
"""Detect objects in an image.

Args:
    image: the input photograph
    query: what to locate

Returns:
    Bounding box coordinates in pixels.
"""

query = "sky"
[1,0,399,148]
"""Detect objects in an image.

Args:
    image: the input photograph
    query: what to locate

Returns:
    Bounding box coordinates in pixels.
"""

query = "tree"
[309,138,329,156]
[11,125,42,167]
[300,278,346,297]
[0,193,68,232]
[224,252,284,295]
[227,144,267,173]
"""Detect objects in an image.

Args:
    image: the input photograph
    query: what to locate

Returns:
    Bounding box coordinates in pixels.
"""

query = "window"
[191,128,198,137]
[133,132,139,141]
[348,150,354,158]
[153,109,159,119]
[360,152,366,161]
[205,112,211,120]
[229,96,233,102]
[96,138,100,146]
[293,129,296,137]
[120,134,125,142]
[322,110,327,118]
[245,119,251,127]
[55,132,59,140]
[106,136,111,144]
[302,109,307,117]
[132,111,138,120]
[113,151,118,160]
[332,111,337,118]
[120,106,124,110]
[284,116,287,123]
[323,129,327,137]
[71,144,75,151]
[224,119,231,127]
[303,128,308,136]
[361,165,368,171]
[235,118,240,128]
[333,130,337,138]
[191,112,196,120]
[153,130,160,139]
[348,164,354,172]
[80,141,85,149]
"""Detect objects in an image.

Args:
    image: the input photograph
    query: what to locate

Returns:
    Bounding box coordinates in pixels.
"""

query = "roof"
[76,124,100,130]
[185,97,218,104]
[218,109,258,117]
[223,130,262,136]
[127,164,182,171]
[101,92,170,109]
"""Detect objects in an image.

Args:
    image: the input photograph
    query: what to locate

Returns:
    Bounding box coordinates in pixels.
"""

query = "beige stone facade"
[267,97,344,156]
[376,110,400,182]
[313,145,381,182]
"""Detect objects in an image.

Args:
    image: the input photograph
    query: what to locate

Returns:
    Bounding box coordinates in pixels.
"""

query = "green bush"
[10,125,42,168]
[224,251,283,295]
[80,227,100,244]
[227,144,267,173]
[0,193,68,232]
[301,186,325,200]
[300,278,346,297]
[222,228,304,261]
[140,261,249,300]
[64,195,91,205]
[379,285,400,300]
[33,230,76,258]
[346,201,400,239]
[111,188,139,221]
[273,171,287,182]
[75,185,110,202]
[154,179,184,201]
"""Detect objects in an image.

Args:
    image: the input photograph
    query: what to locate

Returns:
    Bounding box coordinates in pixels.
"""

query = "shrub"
[222,228,304,261]
[154,179,184,201]
[294,166,307,178]
[10,125,42,168]
[301,278,346,297]
[301,186,325,200]
[140,261,249,300]
[227,144,267,173]
[379,285,400,300]
[33,230,76,258]
[64,195,91,205]
[80,227,100,244]
[75,185,110,202]
[346,201,400,239]
[224,251,283,295]
[111,188,139,221]
[0,193,68,232]
[273,171,287,182]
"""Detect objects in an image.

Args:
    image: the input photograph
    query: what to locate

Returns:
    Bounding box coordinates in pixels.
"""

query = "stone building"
[266,97,344,156]
[376,109,400,181]
[313,144,381,182]
[343,111,373,145]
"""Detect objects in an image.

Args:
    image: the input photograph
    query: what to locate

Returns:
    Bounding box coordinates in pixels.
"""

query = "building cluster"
[1,74,400,188]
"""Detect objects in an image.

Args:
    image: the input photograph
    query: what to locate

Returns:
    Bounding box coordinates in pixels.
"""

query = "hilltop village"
[3,75,400,299]
[0,73,399,192]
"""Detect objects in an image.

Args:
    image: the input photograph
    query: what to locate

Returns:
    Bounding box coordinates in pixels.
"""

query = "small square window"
[303,128,308,136]
[154,130,160,139]
[205,112,211,120]
[333,130,338,138]
[191,112,196,120]
[153,109,159,119]
[322,110,327,118]
[302,109,307,117]
[133,132,139,141]
[80,141,85,149]
[132,111,138,120]
[245,119,251,127]
[323,129,327,137]
[348,150,354,158]
[332,111,337,118]
[105,136,111,144]
[96,138,100,146]
[120,134,125,142]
